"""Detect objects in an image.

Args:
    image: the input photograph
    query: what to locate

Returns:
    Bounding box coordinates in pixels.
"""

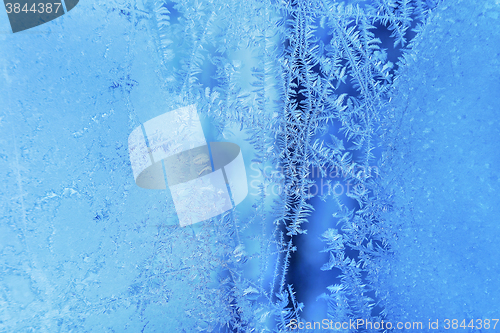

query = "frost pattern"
[3,0,498,332]
[146,0,440,330]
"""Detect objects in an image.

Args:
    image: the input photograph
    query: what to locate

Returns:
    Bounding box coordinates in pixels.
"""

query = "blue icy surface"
[1,0,499,332]
[379,0,500,328]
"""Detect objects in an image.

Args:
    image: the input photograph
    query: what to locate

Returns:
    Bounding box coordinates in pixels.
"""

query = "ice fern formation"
[144,0,440,331]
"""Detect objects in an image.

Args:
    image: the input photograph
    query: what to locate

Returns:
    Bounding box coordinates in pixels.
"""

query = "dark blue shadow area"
[285,6,413,322]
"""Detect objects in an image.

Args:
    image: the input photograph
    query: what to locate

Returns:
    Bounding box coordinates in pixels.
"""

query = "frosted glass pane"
[3,0,496,331]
